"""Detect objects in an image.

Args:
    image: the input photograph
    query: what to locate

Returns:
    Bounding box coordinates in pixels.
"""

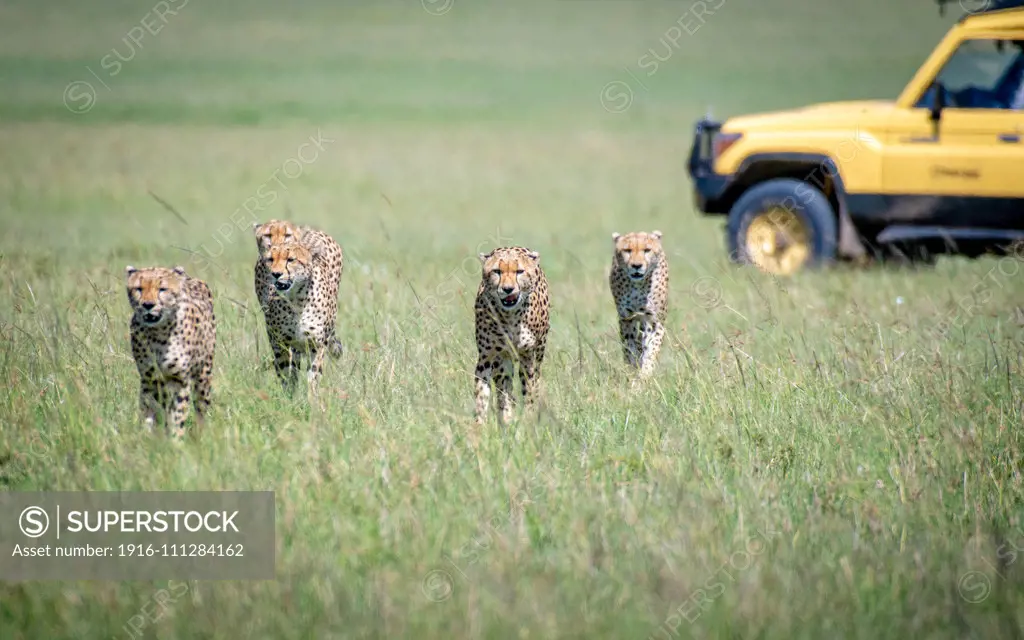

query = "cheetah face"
[263,242,312,298]
[125,265,187,326]
[612,231,663,281]
[253,219,303,255]
[479,247,541,311]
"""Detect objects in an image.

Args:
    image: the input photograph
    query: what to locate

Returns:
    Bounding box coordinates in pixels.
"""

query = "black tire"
[726,178,838,272]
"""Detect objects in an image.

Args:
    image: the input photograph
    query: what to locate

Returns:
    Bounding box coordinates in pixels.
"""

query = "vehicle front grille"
[688,118,722,176]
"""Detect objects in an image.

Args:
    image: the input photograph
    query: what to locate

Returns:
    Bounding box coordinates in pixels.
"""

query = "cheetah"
[253,219,344,360]
[609,230,669,380]
[254,239,343,395]
[474,246,550,425]
[125,265,216,438]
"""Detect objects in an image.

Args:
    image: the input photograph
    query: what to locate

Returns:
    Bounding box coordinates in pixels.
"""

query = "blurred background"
[2,1,1023,639]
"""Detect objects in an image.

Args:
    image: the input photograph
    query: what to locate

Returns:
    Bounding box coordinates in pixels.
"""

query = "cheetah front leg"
[139,378,160,431]
[494,357,515,425]
[474,355,494,425]
[163,378,190,439]
[518,346,543,411]
[328,335,345,358]
[271,340,300,394]
[192,359,213,426]
[638,320,665,380]
[619,316,641,368]
[306,342,326,396]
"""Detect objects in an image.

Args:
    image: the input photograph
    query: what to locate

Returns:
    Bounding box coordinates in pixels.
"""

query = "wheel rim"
[744,207,811,275]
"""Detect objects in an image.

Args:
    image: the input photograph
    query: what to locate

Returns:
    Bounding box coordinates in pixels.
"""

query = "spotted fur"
[125,265,216,438]
[253,224,344,395]
[609,230,669,380]
[474,246,550,425]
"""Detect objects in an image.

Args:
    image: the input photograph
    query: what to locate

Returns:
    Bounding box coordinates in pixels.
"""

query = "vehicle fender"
[731,152,867,260]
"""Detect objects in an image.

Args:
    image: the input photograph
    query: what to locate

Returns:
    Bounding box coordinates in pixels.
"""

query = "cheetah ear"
[527,250,540,262]
[612,232,621,242]
[478,252,490,264]
[172,265,187,276]
[252,222,262,236]
[651,230,663,239]
[125,265,137,277]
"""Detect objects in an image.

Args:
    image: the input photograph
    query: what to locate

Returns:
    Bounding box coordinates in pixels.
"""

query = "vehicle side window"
[915,38,1024,110]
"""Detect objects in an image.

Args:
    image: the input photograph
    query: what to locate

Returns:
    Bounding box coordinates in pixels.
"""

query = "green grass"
[2,0,1024,638]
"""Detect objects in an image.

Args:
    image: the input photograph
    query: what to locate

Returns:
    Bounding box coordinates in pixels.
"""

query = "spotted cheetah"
[474,246,550,425]
[609,230,669,380]
[125,265,216,438]
[254,238,343,395]
[253,219,344,360]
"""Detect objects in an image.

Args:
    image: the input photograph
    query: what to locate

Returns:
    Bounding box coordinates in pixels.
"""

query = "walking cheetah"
[125,265,216,438]
[609,230,669,380]
[474,246,550,425]
[254,239,343,395]
[253,219,344,359]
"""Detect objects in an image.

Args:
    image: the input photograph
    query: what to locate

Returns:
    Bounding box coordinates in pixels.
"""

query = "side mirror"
[929,81,946,124]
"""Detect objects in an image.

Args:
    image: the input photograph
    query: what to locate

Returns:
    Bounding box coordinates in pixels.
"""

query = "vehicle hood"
[721,100,896,132]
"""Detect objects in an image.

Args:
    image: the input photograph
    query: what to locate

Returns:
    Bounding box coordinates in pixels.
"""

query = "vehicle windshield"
[914,37,1024,108]
[935,38,1022,92]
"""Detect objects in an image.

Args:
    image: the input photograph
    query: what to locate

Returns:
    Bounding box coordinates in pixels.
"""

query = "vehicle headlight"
[713,132,743,157]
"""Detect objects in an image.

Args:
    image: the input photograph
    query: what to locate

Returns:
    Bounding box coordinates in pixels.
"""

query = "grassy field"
[2,0,1024,637]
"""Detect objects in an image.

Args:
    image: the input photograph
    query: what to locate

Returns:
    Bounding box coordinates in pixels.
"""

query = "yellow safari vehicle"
[687,0,1024,275]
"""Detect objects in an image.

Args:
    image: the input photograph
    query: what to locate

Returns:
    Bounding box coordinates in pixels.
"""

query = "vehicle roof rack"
[936,0,1024,16]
